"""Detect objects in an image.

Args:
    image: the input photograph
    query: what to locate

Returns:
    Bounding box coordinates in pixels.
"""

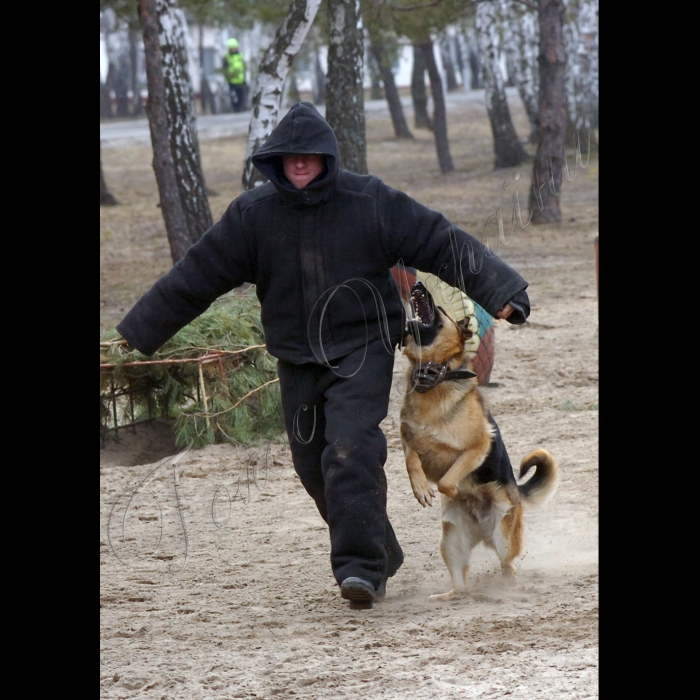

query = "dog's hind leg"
[429,502,479,601]
[491,503,524,584]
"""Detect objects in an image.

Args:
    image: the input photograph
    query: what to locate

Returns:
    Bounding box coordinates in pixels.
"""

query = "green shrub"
[100,288,284,449]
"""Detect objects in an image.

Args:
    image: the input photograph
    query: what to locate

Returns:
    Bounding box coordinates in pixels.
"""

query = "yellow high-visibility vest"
[224,52,245,85]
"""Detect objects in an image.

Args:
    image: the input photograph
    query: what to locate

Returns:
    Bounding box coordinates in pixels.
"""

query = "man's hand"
[496,303,514,320]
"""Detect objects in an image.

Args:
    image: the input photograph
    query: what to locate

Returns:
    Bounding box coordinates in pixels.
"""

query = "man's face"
[282,154,325,190]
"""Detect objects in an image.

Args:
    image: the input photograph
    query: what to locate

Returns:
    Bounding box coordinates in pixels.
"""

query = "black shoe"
[340,577,379,610]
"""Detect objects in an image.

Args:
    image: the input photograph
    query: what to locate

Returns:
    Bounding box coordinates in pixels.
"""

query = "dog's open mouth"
[411,283,435,326]
[407,281,440,346]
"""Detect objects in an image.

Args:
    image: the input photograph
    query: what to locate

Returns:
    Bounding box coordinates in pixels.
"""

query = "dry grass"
[100,91,599,333]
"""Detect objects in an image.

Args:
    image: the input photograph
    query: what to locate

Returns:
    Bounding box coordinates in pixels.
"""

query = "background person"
[222,38,246,112]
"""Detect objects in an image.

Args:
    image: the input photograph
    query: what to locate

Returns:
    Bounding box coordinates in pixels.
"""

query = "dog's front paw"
[412,481,435,508]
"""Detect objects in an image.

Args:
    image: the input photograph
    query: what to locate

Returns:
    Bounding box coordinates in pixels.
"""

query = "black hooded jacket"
[117,102,530,362]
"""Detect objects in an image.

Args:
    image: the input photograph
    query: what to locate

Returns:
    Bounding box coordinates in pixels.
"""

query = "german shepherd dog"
[400,281,560,600]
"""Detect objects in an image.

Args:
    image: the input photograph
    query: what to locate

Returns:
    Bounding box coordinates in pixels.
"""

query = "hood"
[252,102,340,200]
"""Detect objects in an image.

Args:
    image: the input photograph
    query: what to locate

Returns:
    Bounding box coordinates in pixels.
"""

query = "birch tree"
[139,0,213,263]
[241,0,323,190]
[326,0,367,174]
[500,0,539,143]
[563,0,598,147]
[476,0,527,168]
[528,0,567,223]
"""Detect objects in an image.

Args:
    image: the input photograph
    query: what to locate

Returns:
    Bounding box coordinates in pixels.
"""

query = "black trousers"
[229,83,246,112]
[277,339,404,590]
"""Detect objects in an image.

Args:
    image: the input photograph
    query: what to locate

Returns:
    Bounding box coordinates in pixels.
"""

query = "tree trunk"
[476,1,527,169]
[369,39,413,139]
[501,0,539,143]
[242,0,323,190]
[112,58,130,118]
[563,13,578,148]
[439,33,459,92]
[368,50,384,100]
[100,75,113,119]
[465,28,482,89]
[313,45,326,104]
[529,0,567,224]
[100,139,119,206]
[411,44,432,130]
[138,0,213,263]
[326,0,367,174]
[198,24,217,115]
[283,64,302,108]
[583,0,599,129]
[453,29,466,83]
[418,40,454,174]
[129,29,145,117]
[455,30,473,92]
[563,0,598,148]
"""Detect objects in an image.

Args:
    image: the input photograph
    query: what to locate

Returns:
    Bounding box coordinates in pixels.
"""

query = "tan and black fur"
[400,281,560,600]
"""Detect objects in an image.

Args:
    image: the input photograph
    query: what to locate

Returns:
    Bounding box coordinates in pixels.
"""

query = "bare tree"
[326,0,367,174]
[111,58,130,117]
[462,26,482,89]
[411,43,433,129]
[128,28,145,116]
[138,0,213,263]
[501,0,539,143]
[529,0,567,223]
[367,47,384,100]
[563,0,598,147]
[197,24,217,115]
[418,40,454,173]
[439,31,459,91]
[313,42,327,104]
[368,33,414,139]
[242,0,323,190]
[391,0,467,172]
[476,0,527,168]
[100,73,113,119]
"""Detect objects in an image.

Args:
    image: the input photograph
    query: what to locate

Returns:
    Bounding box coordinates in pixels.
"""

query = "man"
[116,102,529,609]
[222,38,246,113]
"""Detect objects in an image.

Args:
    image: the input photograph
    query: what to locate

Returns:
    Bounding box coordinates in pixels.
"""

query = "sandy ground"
[100,93,599,699]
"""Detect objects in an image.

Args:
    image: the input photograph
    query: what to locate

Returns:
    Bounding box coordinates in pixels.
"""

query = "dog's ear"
[457,318,473,340]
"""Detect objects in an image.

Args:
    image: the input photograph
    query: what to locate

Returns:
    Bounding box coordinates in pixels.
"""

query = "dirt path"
[100,93,598,699]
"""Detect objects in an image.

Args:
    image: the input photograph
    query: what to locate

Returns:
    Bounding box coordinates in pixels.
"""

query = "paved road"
[100,90,488,149]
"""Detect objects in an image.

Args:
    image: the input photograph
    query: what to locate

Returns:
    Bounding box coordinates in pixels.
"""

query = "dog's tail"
[517,449,560,507]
